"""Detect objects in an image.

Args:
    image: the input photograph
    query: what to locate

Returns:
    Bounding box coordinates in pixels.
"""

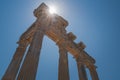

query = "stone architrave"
[58,45,70,80]
[2,3,99,80]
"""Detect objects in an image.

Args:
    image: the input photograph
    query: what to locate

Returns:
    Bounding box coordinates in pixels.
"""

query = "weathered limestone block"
[34,3,48,18]
[77,41,86,50]
[67,32,76,41]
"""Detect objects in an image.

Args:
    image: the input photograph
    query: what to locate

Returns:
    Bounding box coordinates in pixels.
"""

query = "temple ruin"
[2,3,99,80]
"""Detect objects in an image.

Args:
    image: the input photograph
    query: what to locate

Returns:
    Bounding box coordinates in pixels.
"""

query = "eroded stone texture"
[2,3,99,80]
[58,45,70,80]
[17,29,44,80]
[87,64,99,80]
[76,56,88,80]
[2,40,29,80]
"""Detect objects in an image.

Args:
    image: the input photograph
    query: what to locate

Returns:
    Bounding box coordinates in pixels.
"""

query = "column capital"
[75,55,86,67]
[17,39,30,48]
[86,63,96,68]
[58,44,65,49]
[86,63,97,70]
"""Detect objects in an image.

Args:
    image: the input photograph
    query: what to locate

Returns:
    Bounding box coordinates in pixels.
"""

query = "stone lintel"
[73,51,95,65]
[83,51,96,64]
[54,15,68,27]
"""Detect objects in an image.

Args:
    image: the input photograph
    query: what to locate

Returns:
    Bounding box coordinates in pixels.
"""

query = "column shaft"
[88,65,99,80]
[76,57,88,80]
[17,29,44,80]
[58,46,70,80]
[2,43,27,80]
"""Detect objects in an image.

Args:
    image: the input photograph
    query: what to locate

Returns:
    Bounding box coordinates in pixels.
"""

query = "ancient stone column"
[58,46,70,80]
[76,57,88,80]
[2,41,28,80]
[87,64,99,80]
[17,28,44,80]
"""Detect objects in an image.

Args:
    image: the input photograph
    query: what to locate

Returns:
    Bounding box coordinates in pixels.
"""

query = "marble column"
[2,41,28,80]
[58,46,70,80]
[17,29,44,80]
[76,57,88,80]
[87,64,99,80]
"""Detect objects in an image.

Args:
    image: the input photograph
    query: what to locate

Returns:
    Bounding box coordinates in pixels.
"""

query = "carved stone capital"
[86,63,97,70]
[17,39,29,48]
[75,55,84,64]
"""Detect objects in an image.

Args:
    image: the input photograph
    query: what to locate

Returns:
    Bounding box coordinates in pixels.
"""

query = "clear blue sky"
[0,0,120,80]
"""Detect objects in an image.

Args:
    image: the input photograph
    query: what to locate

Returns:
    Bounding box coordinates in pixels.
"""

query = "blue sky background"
[0,0,120,80]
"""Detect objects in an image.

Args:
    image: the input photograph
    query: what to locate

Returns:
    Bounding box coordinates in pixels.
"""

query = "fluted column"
[17,28,44,80]
[58,46,70,80]
[76,57,88,80]
[87,64,99,80]
[2,41,28,80]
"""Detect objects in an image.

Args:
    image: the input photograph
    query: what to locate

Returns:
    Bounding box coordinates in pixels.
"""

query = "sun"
[49,5,57,14]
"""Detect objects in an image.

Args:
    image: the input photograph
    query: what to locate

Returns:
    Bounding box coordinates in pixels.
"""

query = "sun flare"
[49,6,57,14]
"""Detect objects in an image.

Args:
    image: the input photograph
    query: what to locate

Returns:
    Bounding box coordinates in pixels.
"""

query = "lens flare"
[49,6,57,14]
